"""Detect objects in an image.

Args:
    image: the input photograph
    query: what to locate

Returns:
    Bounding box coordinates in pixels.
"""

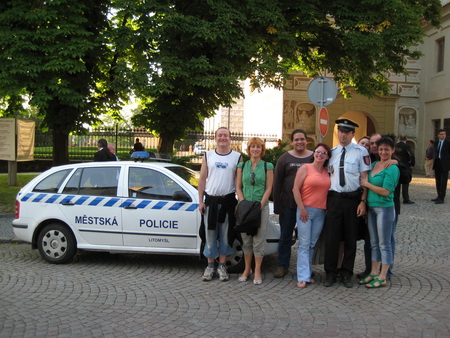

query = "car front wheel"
[37,223,77,264]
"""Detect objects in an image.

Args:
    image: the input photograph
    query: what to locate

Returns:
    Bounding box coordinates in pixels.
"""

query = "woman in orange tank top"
[292,143,332,288]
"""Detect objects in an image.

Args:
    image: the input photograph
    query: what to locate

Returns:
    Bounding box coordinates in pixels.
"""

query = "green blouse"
[367,161,400,208]
[237,160,274,204]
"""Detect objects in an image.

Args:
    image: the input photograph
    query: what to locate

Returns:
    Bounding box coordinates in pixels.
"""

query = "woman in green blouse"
[236,137,274,285]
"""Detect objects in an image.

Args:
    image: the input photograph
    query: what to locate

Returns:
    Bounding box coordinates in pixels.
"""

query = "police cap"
[335,119,359,132]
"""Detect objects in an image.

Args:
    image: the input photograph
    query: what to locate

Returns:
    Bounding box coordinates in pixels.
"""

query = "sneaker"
[274,266,288,278]
[202,267,215,281]
[217,265,229,281]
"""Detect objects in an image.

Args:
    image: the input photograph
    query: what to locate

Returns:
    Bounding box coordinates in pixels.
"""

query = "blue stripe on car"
[20,193,198,211]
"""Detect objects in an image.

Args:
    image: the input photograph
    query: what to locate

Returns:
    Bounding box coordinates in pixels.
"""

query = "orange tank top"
[300,164,331,209]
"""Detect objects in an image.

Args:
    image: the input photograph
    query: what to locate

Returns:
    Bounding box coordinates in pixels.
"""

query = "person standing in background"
[94,139,116,162]
[432,129,450,204]
[133,138,144,152]
[395,135,415,204]
[424,140,435,178]
[107,143,119,161]
[273,129,314,278]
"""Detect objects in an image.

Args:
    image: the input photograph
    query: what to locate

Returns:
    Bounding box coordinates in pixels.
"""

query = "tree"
[126,0,440,152]
[0,0,126,164]
[1,0,441,158]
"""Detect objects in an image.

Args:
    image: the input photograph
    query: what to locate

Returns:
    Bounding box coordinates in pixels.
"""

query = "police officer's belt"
[328,190,362,199]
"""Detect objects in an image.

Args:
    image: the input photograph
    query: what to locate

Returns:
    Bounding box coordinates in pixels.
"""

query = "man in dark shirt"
[395,135,415,204]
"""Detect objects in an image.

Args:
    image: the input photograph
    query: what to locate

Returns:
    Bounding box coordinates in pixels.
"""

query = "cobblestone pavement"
[0,176,449,337]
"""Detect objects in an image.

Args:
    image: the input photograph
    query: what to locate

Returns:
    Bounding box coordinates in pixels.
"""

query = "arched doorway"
[331,111,377,147]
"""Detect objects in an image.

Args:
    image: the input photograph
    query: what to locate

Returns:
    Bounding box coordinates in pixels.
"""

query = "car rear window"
[32,169,73,193]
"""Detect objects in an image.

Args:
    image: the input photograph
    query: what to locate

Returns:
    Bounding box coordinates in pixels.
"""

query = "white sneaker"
[217,265,229,281]
[202,267,215,281]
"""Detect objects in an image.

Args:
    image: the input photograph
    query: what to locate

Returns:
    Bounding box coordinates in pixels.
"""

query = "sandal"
[297,281,307,288]
[365,278,387,288]
[307,278,315,284]
[358,274,378,285]
[238,276,248,282]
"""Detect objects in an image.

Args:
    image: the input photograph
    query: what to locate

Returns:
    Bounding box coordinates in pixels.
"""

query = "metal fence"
[34,128,279,161]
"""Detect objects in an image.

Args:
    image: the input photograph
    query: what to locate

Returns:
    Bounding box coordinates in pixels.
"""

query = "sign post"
[307,77,337,142]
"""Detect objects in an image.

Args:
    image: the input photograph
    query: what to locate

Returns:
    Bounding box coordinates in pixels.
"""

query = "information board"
[0,118,16,161]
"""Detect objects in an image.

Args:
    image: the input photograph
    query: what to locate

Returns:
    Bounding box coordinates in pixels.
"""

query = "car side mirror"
[172,190,192,202]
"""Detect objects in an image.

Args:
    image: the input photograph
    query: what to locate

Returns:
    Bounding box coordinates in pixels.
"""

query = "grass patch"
[0,174,38,213]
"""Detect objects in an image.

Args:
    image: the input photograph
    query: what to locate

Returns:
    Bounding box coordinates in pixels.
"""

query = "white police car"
[13,162,282,272]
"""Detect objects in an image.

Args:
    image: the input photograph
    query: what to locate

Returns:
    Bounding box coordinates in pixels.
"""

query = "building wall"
[418,3,450,168]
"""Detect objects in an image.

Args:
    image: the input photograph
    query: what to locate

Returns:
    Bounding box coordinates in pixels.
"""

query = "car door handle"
[61,202,74,206]
[123,205,137,209]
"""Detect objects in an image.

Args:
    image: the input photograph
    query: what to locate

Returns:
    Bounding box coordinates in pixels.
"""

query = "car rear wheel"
[37,223,77,264]
[225,235,245,273]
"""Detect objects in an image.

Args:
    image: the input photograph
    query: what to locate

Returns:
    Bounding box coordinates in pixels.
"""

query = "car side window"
[128,167,190,201]
[62,167,120,196]
[32,169,72,193]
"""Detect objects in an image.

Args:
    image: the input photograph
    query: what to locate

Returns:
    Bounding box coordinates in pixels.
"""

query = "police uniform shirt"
[328,143,371,193]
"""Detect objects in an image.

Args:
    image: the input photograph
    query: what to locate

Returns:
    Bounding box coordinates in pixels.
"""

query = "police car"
[12,162,282,272]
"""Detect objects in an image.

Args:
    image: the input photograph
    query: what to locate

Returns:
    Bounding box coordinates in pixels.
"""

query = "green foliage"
[0,0,442,157]
[0,174,37,213]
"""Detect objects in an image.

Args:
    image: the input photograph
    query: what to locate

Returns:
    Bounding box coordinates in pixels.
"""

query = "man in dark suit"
[395,135,415,204]
[432,129,450,204]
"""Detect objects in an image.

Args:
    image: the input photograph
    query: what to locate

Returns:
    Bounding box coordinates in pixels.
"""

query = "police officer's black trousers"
[324,192,361,278]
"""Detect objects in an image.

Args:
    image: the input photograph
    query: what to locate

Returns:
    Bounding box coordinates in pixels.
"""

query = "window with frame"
[32,169,73,193]
[436,37,445,73]
[128,167,189,201]
[62,167,120,196]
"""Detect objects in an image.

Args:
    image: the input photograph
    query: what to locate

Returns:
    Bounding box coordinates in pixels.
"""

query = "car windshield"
[166,166,199,189]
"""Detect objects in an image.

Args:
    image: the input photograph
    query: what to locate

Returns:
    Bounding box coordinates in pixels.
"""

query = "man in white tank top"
[198,127,242,281]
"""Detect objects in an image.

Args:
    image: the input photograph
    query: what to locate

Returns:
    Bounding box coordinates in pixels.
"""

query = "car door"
[122,166,198,252]
[59,166,123,246]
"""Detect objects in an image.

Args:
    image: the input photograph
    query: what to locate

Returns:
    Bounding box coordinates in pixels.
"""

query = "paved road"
[0,176,449,337]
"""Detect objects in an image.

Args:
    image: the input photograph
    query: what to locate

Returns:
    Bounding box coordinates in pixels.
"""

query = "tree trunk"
[52,129,69,165]
[158,132,175,154]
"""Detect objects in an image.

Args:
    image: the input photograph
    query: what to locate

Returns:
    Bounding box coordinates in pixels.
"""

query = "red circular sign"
[319,107,329,137]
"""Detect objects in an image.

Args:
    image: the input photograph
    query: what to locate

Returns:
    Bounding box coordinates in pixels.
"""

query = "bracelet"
[360,200,366,203]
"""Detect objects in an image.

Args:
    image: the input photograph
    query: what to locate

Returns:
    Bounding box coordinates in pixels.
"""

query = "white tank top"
[205,150,241,196]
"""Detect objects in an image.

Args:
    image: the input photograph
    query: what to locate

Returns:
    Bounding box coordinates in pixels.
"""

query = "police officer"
[323,119,371,288]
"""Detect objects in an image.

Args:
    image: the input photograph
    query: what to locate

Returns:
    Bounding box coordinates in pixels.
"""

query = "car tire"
[37,223,77,264]
[225,234,245,273]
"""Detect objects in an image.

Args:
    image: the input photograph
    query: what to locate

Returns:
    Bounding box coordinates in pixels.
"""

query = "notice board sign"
[0,118,16,161]
[0,118,35,161]
[17,120,35,161]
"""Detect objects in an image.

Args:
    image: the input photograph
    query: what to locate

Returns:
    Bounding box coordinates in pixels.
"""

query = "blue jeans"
[203,206,234,259]
[277,207,297,268]
[387,212,398,278]
[367,206,395,265]
[296,207,326,282]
